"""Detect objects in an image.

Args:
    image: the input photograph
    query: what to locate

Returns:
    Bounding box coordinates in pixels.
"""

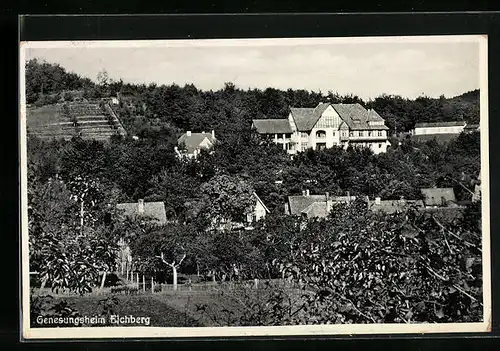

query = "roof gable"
[253,192,270,213]
[178,133,215,153]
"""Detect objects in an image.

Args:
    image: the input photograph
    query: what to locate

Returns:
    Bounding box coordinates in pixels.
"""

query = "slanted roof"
[368,199,424,214]
[289,103,330,131]
[420,188,457,207]
[253,192,270,213]
[287,195,327,215]
[177,132,215,154]
[331,103,389,131]
[301,202,328,219]
[252,119,292,134]
[116,201,167,224]
[414,121,466,128]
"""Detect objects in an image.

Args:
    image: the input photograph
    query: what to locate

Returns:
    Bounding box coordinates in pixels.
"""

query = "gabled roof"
[332,103,389,131]
[252,119,292,134]
[116,201,167,224]
[289,103,330,131]
[368,199,425,214]
[177,132,215,154]
[253,192,270,213]
[301,202,328,219]
[287,195,326,215]
[414,121,466,128]
[420,188,457,207]
[290,103,388,132]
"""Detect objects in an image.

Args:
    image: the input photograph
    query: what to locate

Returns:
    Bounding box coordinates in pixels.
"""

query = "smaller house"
[116,199,167,275]
[251,119,294,153]
[285,190,356,219]
[184,192,269,231]
[116,199,168,225]
[246,192,270,225]
[367,196,424,214]
[420,188,458,208]
[176,130,216,159]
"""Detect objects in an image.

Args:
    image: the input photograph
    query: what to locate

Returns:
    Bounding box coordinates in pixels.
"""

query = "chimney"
[211,130,215,139]
[375,197,381,205]
[325,192,329,201]
[138,199,145,214]
[347,191,351,202]
[186,131,192,136]
[305,189,310,197]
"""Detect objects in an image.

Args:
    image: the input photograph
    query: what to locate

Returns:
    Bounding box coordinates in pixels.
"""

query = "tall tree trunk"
[100,271,107,289]
[172,265,178,291]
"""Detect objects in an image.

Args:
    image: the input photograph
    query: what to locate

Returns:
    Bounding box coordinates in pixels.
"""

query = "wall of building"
[414,125,465,135]
[308,106,343,150]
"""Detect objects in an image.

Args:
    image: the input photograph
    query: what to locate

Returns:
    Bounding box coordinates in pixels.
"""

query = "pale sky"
[25,37,481,100]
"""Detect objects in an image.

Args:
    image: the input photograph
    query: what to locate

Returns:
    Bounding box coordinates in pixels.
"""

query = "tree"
[199,174,256,227]
[28,175,120,295]
[128,223,197,290]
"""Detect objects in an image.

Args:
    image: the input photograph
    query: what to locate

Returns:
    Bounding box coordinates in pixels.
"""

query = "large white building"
[252,102,391,155]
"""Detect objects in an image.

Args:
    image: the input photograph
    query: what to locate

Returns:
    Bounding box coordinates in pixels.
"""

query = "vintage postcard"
[20,35,490,339]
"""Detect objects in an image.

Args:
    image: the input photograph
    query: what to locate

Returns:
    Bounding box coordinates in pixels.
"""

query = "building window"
[378,131,383,136]
[332,131,336,136]
[359,131,364,137]
[301,142,308,151]
[342,131,347,137]
[349,131,354,137]
[379,143,382,148]
[316,130,326,138]
[368,131,372,137]
[285,133,291,138]
[301,132,309,138]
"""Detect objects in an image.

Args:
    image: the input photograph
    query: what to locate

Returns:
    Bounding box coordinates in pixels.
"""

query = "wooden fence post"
[136,273,139,288]
[142,275,146,292]
[254,278,259,289]
[151,277,154,293]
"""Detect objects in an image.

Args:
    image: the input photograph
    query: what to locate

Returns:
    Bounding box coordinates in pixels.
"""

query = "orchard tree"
[28,175,120,295]
[128,223,197,290]
[199,174,256,227]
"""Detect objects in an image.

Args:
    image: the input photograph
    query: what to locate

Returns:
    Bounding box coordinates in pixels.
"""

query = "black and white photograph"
[20,35,490,339]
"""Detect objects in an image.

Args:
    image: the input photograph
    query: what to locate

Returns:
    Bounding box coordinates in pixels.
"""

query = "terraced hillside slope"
[26,101,127,141]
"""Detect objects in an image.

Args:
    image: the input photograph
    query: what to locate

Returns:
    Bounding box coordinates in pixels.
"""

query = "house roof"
[287,195,327,215]
[414,121,466,128]
[252,119,292,134]
[289,103,330,131]
[116,201,167,224]
[368,199,425,214]
[331,104,389,131]
[177,132,215,154]
[301,202,328,219]
[420,188,457,207]
[287,194,356,216]
[253,192,270,213]
[290,103,388,132]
